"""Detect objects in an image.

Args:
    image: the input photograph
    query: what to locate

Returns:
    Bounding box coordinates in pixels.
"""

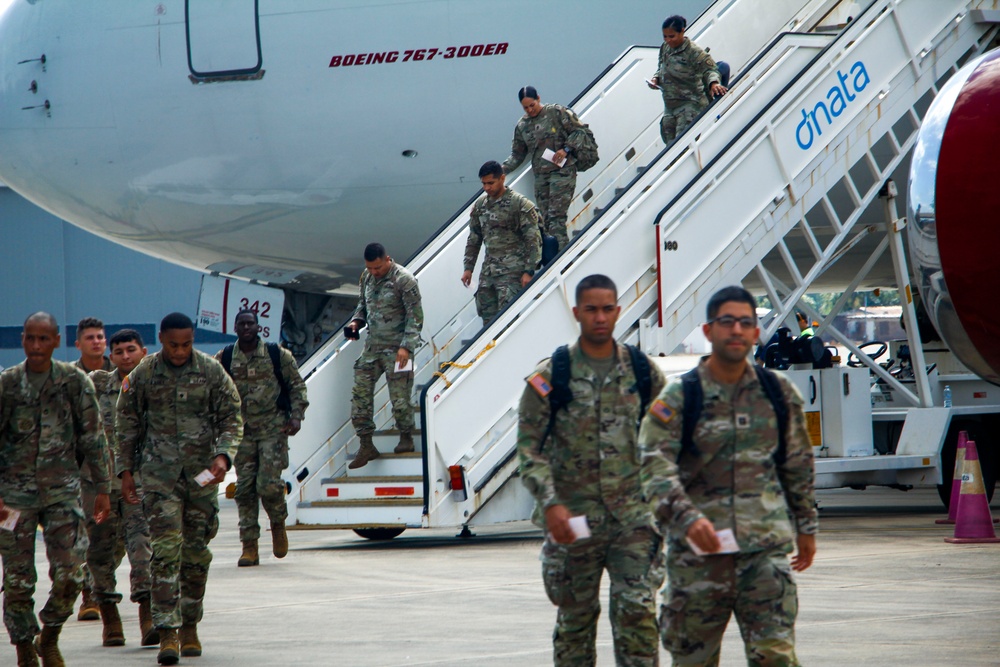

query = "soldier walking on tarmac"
[345,243,423,469]
[117,313,243,665]
[639,285,817,666]
[461,160,542,326]
[86,329,158,648]
[217,309,309,567]
[0,312,113,667]
[517,275,667,666]
[74,316,113,623]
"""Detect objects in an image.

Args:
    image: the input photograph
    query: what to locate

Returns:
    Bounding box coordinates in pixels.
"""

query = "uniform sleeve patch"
[527,373,552,398]
[649,399,674,424]
[121,376,130,393]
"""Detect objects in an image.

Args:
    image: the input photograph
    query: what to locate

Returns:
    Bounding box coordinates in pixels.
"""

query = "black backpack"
[679,365,788,463]
[220,342,292,415]
[538,344,652,452]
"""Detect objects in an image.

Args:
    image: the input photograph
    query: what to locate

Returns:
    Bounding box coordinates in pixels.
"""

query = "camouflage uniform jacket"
[76,356,114,372]
[503,104,587,175]
[214,338,309,431]
[655,37,720,104]
[115,350,243,495]
[517,341,666,528]
[351,262,423,353]
[84,368,124,484]
[0,360,112,508]
[638,359,818,554]
[463,189,542,278]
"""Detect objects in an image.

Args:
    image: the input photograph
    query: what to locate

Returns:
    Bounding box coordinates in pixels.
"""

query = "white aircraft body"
[0,0,708,292]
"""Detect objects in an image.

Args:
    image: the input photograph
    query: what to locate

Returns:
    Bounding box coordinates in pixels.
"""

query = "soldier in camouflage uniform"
[346,243,423,469]
[117,312,243,665]
[462,160,542,326]
[86,328,157,648]
[0,312,113,667]
[648,15,727,145]
[502,86,587,250]
[74,316,113,623]
[517,275,667,667]
[639,286,817,666]
[217,309,308,566]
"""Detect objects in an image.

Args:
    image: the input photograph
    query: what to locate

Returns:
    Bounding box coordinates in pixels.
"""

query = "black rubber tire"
[353,527,406,541]
[937,420,996,509]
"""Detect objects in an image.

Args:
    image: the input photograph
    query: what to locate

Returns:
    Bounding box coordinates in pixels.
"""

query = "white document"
[646,79,661,89]
[0,508,21,531]
[687,528,740,555]
[194,469,216,487]
[394,359,413,373]
[568,515,591,541]
[542,148,567,167]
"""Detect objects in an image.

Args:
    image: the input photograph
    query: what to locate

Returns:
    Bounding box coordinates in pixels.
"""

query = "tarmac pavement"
[17,487,1000,666]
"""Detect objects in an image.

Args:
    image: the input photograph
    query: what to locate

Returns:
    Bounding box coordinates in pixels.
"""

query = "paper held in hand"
[394,359,413,373]
[687,528,740,555]
[194,469,216,487]
[568,515,591,541]
[0,508,21,531]
[542,148,567,167]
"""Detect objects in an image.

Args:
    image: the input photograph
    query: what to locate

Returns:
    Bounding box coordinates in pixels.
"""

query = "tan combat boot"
[180,624,202,657]
[271,521,288,559]
[238,539,259,567]
[34,625,63,667]
[157,628,180,665]
[15,641,38,667]
[99,602,126,647]
[394,431,415,453]
[138,598,160,646]
[77,587,100,621]
[348,434,380,469]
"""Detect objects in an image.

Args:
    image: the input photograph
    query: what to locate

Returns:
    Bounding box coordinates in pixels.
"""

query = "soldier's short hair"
[160,312,194,332]
[478,161,503,179]
[364,243,387,262]
[517,85,539,101]
[662,14,687,32]
[235,308,259,323]
[24,311,58,333]
[109,328,144,349]
[77,317,104,337]
[575,274,618,304]
[706,286,756,322]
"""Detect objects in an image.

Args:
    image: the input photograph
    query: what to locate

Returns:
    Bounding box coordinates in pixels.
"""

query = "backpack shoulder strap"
[266,342,283,384]
[753,366,789,464]
[625,345,652,415]
[680,368,703,460]
[538,345,572,453]
[220,344,235,376]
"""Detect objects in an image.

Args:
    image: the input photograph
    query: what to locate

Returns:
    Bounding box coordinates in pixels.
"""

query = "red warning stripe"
[326,488,339,497]
[375,487,415,496]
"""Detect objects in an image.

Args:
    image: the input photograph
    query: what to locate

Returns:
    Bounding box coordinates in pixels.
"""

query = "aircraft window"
[186,0,262,80]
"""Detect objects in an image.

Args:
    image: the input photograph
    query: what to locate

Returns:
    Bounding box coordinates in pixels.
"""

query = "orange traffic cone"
[945,439,1000,543]
[936,431,968,524]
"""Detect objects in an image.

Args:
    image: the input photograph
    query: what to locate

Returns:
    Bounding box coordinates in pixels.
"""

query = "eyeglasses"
[709,315,756,329]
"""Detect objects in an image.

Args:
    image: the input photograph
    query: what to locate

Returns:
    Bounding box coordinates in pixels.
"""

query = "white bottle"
[943,385,953,408]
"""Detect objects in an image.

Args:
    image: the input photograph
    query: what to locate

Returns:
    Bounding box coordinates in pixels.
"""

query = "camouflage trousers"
[235,427,289,542]
[534,166,577,250]
[541,517,665,666]
[659,98,707,145]
[82,476,153,604]
[660,547,799,667]
[351,346,414,436]
[0,499,87,643]
[143,475,220,629]
[475,272,523,325]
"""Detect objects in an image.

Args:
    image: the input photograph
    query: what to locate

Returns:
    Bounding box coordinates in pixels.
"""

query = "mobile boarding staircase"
[285,0,1000,536]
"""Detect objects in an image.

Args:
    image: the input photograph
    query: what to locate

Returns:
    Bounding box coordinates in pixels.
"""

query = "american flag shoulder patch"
[527,373,552,398]
[649,399,674,424]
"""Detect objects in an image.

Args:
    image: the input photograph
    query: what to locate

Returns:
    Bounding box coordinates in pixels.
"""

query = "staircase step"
[345,452,423,477]
[320,475,423,500]
[294,499,423,527]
